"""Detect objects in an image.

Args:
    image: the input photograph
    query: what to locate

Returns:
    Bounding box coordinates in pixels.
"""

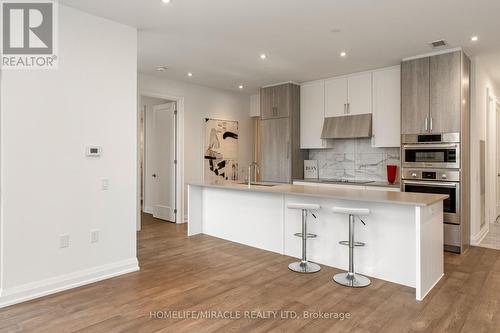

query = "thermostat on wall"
[86,146,102,157]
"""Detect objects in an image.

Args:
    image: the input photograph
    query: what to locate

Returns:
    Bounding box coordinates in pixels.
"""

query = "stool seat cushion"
[287,203,321,210]
[332,207,370,216]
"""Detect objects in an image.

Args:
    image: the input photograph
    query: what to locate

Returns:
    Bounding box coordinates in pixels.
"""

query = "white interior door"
[152,103,176,222]
[496,104,500,218]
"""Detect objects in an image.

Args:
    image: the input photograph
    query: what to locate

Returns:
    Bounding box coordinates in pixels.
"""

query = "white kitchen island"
[188,182,448,301]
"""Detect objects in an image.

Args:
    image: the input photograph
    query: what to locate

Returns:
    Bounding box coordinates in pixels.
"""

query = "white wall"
[0,5,138,306]
[470,57,500,243]
[138,74,253,218]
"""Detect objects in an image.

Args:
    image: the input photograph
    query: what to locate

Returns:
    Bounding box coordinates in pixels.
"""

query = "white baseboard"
[417,273,444,301]
[0,257,139,308]
[143,206,153,214]
[471,225,489,245]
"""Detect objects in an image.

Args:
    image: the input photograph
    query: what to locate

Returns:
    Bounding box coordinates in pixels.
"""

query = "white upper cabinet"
[372,66,401,147]
[325,73,372,117]
[325,77,348,117]
[300,81,331,149]
[300,66,399,149]
[250,94,260,117]
[347,73,372,115]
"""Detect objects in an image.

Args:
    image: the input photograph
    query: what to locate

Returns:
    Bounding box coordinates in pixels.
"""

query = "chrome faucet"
[248,162,260,186]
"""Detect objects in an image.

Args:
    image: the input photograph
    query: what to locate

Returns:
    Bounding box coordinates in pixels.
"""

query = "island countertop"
[188,181,448,207]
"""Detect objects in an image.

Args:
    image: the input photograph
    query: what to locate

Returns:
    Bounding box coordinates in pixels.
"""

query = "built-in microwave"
[402,133,460,169]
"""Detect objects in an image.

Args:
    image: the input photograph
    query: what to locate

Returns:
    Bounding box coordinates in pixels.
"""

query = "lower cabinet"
[261,118,291,182]
[292,181,401,192]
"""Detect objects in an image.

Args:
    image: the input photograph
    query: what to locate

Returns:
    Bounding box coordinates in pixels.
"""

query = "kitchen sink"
[320,179,375,185]
[238,182,278,187]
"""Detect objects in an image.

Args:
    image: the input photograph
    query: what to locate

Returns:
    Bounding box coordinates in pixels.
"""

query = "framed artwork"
[204,118,239,182]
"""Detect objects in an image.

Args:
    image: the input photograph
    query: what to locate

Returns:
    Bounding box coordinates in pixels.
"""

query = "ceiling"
[60,0,500,94]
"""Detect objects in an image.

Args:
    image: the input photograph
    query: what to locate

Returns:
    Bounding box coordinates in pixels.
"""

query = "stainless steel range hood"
[321,114,372,139]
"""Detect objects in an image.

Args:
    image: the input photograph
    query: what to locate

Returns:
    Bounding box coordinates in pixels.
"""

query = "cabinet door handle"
[344,104,347,114]
[430,117,433,132]
[425,117,428,132]
[347,103,350,114]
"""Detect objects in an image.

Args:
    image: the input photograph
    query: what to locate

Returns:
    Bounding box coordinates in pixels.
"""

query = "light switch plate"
[86,146,102,157]
[91,230,99,243]
[59,234,69,248]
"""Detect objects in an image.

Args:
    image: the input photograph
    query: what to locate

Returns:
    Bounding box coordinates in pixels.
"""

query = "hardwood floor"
[2,213,500,332]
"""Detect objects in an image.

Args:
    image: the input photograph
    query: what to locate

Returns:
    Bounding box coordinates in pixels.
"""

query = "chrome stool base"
[333,272,371,288]
[288,261,321,273]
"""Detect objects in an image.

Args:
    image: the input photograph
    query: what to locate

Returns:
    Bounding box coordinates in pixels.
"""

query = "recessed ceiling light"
[238,85,244,89]
[260,54,267,60]
[340,51,347,57]
[471,36,479,42]
[156,66,168,71]
[187,72,193,77]
[161,0,172,4]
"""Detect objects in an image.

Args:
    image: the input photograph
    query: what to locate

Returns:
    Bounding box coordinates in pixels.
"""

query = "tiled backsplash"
[307,139,400,182]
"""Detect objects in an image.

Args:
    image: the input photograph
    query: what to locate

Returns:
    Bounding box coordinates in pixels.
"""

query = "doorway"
[480,91,500,249]
[138,93,183,229]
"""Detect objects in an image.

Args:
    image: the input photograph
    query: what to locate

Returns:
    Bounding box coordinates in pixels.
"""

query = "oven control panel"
[402,169,460,182]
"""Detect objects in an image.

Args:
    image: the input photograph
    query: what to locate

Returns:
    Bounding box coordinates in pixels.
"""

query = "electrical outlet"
[91,230,99,243]
[60,234,69,248]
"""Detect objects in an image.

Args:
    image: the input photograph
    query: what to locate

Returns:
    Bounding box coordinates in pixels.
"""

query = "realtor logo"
[1,0,58,69]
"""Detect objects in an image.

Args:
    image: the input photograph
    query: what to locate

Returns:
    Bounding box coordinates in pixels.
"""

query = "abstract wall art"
[204,118,239,182]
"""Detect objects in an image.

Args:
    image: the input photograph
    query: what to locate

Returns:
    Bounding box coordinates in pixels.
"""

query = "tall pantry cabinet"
[260,83,306,183]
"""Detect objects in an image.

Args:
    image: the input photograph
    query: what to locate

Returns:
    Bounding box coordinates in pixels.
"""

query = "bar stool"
[332,207,371,287]
[287,203,321,273]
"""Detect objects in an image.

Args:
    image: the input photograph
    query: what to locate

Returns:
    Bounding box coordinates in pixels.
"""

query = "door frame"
[485,88,499,231]
[496,100,500,219]
[137,91,185,230]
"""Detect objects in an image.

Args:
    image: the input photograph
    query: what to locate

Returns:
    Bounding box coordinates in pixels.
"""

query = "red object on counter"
[387,165,397,184]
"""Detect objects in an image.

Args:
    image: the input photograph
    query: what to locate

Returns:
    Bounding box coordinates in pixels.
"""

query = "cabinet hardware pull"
[347,103,350,114]
[344,104,347,114]
[425,117,428,132]
[430,117,433,131]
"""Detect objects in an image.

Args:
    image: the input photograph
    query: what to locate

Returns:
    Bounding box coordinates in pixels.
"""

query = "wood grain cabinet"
[260,83,305,182]
[401,57,430,135]
[430,52,462,133]
[401,51,464,135]
[260,117,291,182]
[261,84,291,119]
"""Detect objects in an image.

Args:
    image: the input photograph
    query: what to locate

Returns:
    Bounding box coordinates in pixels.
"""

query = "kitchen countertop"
[293,178,401,188]
[189,181,447,207]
